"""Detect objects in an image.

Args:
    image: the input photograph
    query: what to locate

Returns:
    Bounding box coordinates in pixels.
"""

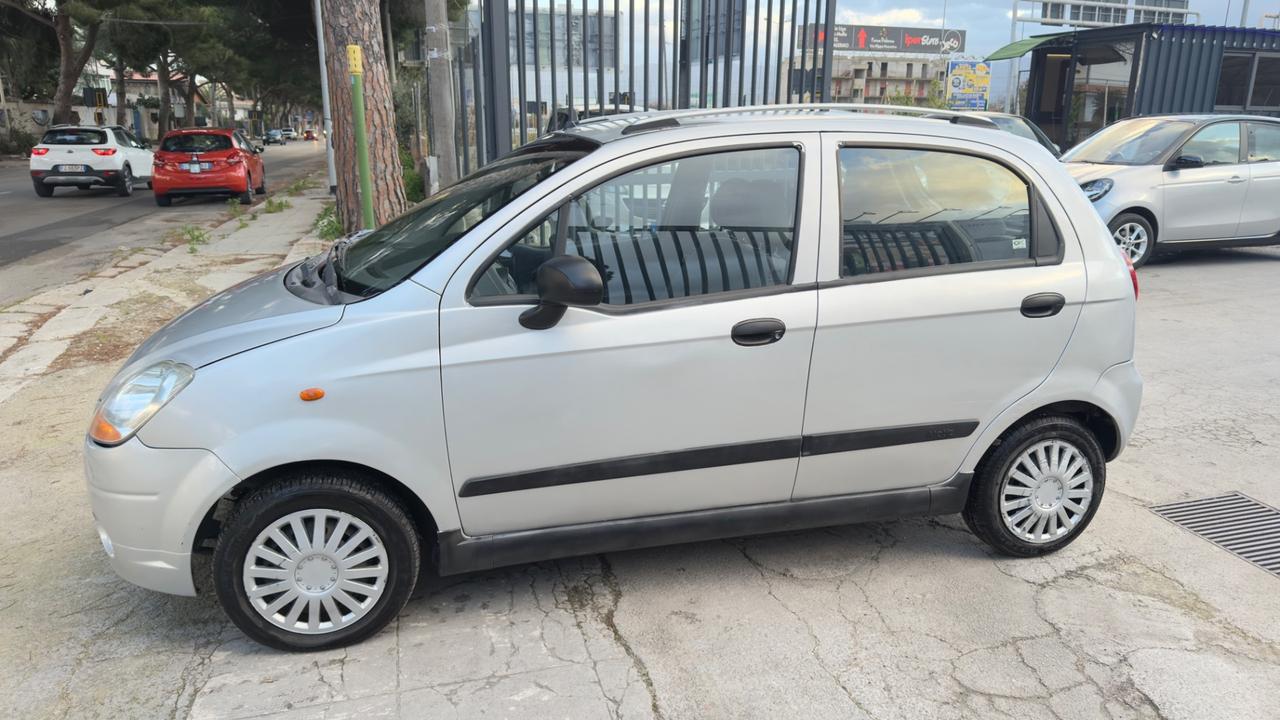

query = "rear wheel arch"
[976,400,1121,466]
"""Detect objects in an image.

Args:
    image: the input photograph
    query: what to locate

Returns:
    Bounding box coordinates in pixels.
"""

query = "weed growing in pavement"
[264,197,292,214]
[285,177,318,196]
[314,203,342,242]
[177,224,211,254]
[225,197,246,218]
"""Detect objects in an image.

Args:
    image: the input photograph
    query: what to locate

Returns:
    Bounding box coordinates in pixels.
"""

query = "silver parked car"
[85,105,1142,650]
[1064,114,1280,267]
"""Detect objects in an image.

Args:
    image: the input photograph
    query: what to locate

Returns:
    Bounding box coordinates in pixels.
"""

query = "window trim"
[465,143,807,311]
[1173,120,1245,166]
[824,143,1058,287]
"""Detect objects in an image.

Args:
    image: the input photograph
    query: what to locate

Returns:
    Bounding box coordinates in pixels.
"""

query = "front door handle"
[732,318,786,346]
[1227,175,1247,184]
[1021,293,1066,318]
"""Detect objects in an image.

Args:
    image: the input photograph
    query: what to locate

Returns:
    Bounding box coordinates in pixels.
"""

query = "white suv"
[84,105,1142,650]
[29,125,153,197]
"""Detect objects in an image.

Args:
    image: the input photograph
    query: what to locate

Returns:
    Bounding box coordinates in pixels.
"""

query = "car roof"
[162,128,236,137]
[554,103,1002,146]
[1120,113,1280,125]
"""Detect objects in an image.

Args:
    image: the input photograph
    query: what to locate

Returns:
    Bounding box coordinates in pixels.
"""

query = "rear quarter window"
[41,129,106,145]
[161,134,233,153]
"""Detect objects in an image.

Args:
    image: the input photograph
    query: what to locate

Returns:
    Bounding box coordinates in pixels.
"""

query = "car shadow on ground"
[1149,246,1280,268]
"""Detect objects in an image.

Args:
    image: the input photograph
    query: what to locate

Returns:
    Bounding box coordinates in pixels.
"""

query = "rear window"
[41,129,106,145]
[161,134,233,153]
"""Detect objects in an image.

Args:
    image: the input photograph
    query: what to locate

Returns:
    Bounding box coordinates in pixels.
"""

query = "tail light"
[31,147,49,156]
[153,157,166,168]
[1123,253,1139,299]
[225,155,242,165]
[92,148,117,156]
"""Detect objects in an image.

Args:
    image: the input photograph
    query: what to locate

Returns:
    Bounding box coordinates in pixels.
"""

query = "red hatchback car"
[152,128,266,206]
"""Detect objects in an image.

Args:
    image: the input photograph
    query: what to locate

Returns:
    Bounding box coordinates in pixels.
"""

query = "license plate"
[188,164,201,174]
[59,164,85,172]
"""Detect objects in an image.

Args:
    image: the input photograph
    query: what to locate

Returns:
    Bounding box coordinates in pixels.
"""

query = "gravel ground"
[1,230,1278,719]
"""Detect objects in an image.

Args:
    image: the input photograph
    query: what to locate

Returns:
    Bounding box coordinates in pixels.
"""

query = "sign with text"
[946,60,991,110]
[831,25,965,54]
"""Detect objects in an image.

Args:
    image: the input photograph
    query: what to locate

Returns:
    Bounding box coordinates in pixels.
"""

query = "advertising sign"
[831,25,965,54]
[946,60,991,110]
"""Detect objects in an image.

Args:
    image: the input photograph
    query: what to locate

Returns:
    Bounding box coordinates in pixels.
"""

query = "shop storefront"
[989,24,1280,148]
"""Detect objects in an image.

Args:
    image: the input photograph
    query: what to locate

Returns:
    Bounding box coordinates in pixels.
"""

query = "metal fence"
[445,0,837,172]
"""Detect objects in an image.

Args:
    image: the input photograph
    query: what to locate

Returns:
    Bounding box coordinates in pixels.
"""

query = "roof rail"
[619,103,997,135]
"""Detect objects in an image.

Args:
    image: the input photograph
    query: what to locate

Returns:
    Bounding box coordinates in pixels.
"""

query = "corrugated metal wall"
[1134,25,1280,115]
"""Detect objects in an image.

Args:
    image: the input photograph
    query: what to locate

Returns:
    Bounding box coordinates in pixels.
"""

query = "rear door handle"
[1227,176,1247,184]
[1021,293,1066,318]
[732,318,786,346]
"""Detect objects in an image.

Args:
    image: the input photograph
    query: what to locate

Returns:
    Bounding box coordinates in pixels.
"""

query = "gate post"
[480,0,513,161]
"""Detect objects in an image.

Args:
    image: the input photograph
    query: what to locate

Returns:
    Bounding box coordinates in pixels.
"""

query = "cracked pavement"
[1,229,1279,718]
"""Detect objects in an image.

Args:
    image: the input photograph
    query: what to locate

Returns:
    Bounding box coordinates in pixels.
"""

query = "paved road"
[0,141,327,306]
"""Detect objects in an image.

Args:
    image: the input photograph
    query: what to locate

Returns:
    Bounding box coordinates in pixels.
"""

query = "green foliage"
[400,147,425,204]
[285,176,318,197]
[168,224,210,254]
[264,197,292,214]
[314,203,343,242]
[0,128,38,156]
[225,196,246,217]
[0,7,59,100]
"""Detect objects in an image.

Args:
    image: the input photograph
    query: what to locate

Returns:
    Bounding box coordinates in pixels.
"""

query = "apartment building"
[829,55,948,104]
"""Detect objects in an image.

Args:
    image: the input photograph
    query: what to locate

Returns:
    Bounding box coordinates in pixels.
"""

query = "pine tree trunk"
[321,0,408,233]
[224,82,234,128]
[51,12,99,125]
[157,54,172,137]
[114,57,127,127]
[184,76,196,127]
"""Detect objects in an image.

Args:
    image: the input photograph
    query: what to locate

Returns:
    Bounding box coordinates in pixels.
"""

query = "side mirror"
[1168,154,1204,170]
[519,255,604,330]
[254,145,265,153]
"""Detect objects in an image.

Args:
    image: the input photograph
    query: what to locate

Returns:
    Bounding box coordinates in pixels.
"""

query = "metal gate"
[445,0,837,172]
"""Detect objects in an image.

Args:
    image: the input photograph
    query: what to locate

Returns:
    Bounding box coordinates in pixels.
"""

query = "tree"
[0,1,123,123]
[320,0,407,232]
[0,6,59,101]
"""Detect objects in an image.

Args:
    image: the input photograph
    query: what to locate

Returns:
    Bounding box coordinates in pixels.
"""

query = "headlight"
[89,361,194,445]
[1080,178,1113,202]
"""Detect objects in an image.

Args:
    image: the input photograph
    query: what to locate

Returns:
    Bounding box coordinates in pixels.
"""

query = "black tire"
[239,174,253,205]
[33,181,53,197]
[1108,212,1155,269]
[962,415,1106,557]
[116,165,134,197]
[212,472,421,651]
[255,170,266,195]
[155,193,172,207]
[146,180,153,189]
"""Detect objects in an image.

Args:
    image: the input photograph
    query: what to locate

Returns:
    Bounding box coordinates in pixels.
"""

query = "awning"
[986,33,1071,61]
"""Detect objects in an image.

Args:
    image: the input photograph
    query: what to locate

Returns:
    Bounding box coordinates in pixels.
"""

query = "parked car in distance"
[264,129,285,145]
[303,129,317,141]
[29,124,153,197]
[1064,114,1280,267]
[86,106,1141,650]
[151,128,266,207]
[973,112,1062,157]
[281,127,298,140]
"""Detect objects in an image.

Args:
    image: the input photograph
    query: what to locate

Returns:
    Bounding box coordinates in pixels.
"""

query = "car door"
[122,129,153,179]
[1161,121,1248,241]
[438,136,821,536]
[1239,122,1280,238]
[792,133,1086,500]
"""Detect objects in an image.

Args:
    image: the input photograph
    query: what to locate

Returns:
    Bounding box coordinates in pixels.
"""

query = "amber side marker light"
[89,410,123,444]
[299,388,325,402]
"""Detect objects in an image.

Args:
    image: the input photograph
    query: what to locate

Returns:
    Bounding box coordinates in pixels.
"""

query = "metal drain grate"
[1151,492,1280,577]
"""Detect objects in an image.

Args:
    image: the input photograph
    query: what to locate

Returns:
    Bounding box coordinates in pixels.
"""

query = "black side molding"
[802,421,979,456]
[437,473,974,575]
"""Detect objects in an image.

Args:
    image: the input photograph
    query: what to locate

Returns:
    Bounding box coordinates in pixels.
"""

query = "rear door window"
[161,134,233,153]
[41,129,106,145]
[1248,123,1280,162]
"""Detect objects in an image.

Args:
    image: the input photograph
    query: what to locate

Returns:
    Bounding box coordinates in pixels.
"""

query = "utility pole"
[347,45,377,229]
[313,0,339,194]
[1239,0,1250,25]
[423,0,458,188]
[1006,0,1019,113]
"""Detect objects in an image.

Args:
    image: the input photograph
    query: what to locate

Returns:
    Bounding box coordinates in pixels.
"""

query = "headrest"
[709,179,794,230]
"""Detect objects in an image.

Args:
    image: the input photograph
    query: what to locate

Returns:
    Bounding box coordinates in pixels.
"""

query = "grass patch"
[264,197,292,214]
[225,197,246,218]
[285,176,318,196]
[314,203,343,242]
[166,224,212,254]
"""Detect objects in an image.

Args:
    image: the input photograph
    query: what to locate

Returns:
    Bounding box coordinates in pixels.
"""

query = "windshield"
[334,142,592,298]
[41,129,106,145]
[1063,118,1194,165]
[161,133,233,153]
[988,116,1040,144]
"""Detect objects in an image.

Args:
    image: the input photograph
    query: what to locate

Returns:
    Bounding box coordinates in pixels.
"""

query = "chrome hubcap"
[1000,439,1094,544]
[243,509,388,635]
[1112,222,1148,261]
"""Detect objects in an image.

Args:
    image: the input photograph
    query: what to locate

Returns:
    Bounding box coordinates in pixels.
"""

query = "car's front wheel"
[1108,213,1154,268]
[116,165,134,197]
[212,473,420,651]
[962,415,1105,557]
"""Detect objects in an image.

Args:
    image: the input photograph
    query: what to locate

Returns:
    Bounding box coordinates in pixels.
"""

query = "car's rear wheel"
[255,169,266,195]
[212,473,420,651]
[33,181,53,197]
[239,174,253,205]
[1108,213,1154,268]
[155,193,172,207]
[962,415,1105,557]
[116,165,134,197]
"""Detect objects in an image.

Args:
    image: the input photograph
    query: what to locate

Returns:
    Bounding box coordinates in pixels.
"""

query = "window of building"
[474,148,800,305]
[837,148,1033,278]
[1252,55,1280,108]
[1180,122,1241,165]
[906,63,914,78]
[1247,122,1280,162]
[1216,54,1253,107]
[880,62,888,77]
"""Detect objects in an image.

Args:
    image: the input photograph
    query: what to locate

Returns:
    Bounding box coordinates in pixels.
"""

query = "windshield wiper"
[319,237,352,302]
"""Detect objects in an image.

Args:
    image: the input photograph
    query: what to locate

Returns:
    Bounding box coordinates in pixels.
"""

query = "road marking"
[0,191,12,196]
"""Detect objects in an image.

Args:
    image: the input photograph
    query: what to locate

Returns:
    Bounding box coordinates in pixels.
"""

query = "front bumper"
[84,437,241,596]
[31,168,119,186]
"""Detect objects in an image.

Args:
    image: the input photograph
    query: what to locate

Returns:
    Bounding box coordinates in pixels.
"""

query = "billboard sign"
[831,25,965,54]
[946,60,991,110]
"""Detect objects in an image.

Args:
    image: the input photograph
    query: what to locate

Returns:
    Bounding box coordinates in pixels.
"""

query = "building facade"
[828,55,947,104]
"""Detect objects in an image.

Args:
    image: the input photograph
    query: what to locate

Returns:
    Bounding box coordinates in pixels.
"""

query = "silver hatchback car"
[85,105,1142,650]
[1065,114,1280,267]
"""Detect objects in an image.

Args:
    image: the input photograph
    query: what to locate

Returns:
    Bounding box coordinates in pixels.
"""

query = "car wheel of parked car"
[116,165,134,197]
[255,171,266,195]
[962,415,1105,557]
[239,175,253,205]
[33,181,53,197]
[155,193,172,207]
[1108,213,1154,268]
[212,472,421,651]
